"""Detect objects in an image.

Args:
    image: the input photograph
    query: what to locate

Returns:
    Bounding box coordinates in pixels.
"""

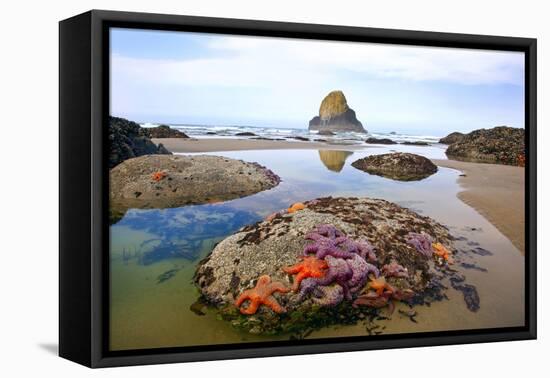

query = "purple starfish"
[347,254,379,293]
[316,256,354,300]
[406,232,433,258]
[304,225,356,260]
[338,237,378,262]
[381,261,409,278]
[311,285,344,307]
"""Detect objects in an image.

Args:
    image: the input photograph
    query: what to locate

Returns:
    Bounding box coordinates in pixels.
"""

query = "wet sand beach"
[433,159,525,253]
[152,137,369,152]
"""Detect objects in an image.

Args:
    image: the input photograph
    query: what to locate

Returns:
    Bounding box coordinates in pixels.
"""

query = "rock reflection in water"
[317,150,354,172]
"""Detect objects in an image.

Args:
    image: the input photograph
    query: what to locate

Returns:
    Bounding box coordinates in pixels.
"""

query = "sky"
[110,28,525,135]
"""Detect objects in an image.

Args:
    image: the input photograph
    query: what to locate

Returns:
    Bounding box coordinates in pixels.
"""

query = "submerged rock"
[351,152,438,181]
[140,124,189,138]
[401,141,430,146]
[194,197,456,333]
[109,116,171,168]
[439,132,465,145]
[308,91,366,133]
[110,155,280,213]
[445,126,525,166]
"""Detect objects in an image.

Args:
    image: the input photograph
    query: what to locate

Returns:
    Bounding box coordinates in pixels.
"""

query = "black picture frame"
[59,9,537,368]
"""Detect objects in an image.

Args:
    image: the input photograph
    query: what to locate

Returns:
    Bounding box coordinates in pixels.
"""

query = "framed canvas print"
[59,10,536,368]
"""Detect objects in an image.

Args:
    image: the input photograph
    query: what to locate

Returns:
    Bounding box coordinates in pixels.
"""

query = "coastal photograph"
[108,27,526,351]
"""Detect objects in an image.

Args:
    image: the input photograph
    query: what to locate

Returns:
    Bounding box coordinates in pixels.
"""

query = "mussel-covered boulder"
[109,116,172,168]
[110,155,280,214]
[439,132,464,145]
[140,124,189,138]
[194,197,457,334]
[445,126,525,166]
[351,152,437,181]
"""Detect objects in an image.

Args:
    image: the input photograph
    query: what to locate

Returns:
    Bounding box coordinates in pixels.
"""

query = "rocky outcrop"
[110,155,281,215]
[109,116,171,168]
[236,132,257,137]
[439,132,464,145]
[445,126,525,166]
[317,150,353,172]
[139,125,189,138]
[194,197,459,334]
[365,137,397,145]
[401,141,430,146]
[351,152,438,181]
[309,91,366,133]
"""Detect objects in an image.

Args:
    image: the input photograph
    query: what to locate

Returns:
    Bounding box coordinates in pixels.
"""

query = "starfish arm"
[240,299,260,315]
[283,264,302,274]
[292,271,307,291]
[271,282,290,294]
[263,297,286,314]
[235,291,251,307]
[387,300,395,315]
[303,244,318,255]
[328,247,355,259]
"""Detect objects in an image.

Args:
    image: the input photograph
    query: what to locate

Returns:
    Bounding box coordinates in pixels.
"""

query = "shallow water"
[110,148,524,351]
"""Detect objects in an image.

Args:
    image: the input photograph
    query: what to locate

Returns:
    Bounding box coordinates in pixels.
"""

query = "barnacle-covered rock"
[351,153,438,181]
[194,196,457,333]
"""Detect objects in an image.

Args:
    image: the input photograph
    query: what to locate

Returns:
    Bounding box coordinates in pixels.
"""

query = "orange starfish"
[283,256,328,291]
[235,275,289,315]
[368,276,394,296]
[432,242,453,263]
[287,202,305,214]
[151,171,167,182]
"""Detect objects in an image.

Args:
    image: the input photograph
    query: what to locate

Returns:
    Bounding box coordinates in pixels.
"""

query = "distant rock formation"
[309,91,366,133]
[109,116,171,169]
[140,124,189,138]
[439,132,465,145]
[317,150,354,172]
[351,152,438,181]
[445,126,525,166]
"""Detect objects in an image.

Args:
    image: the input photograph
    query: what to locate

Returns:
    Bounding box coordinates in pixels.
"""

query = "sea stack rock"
[309,90,366,133]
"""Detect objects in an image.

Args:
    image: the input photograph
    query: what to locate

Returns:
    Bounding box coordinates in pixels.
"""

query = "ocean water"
[140,122,443,145]
[109,148,524,351]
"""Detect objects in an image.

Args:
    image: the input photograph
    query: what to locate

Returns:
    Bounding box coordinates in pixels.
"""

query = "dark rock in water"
[318,130,335,136]
[401,141,430,146]
[314,139,327,142]
[288,136,310,141]
[450,276,480,312]
[236,132,257,136]
[439,132,465,145]
[365,137,397,145]
[190,300,207,316]
[470,247,493,256]
[308,90,366,133]
[109,116,172,168]
[351,152,438,181]
[140,124,189,139]
[390,131,397,135]
[194,196,456,334]
[445,126,525,166]
[110,155,281,214]
[460,262,488,272]
[206,131,217,135]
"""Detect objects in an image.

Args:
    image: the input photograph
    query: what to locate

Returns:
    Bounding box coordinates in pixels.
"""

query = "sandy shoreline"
[433,159,525,253]
[152,137,370,153]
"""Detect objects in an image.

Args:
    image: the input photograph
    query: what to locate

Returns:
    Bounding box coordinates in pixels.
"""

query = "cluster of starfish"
[284,225,381,307]
[406,232,453,264]
[151,171,168,182]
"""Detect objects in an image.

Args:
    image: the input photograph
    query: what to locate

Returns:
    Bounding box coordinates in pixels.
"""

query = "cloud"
[112,34,524,91]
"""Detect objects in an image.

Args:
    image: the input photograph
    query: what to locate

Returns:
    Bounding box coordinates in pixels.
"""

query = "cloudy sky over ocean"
[110,28,525,135]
